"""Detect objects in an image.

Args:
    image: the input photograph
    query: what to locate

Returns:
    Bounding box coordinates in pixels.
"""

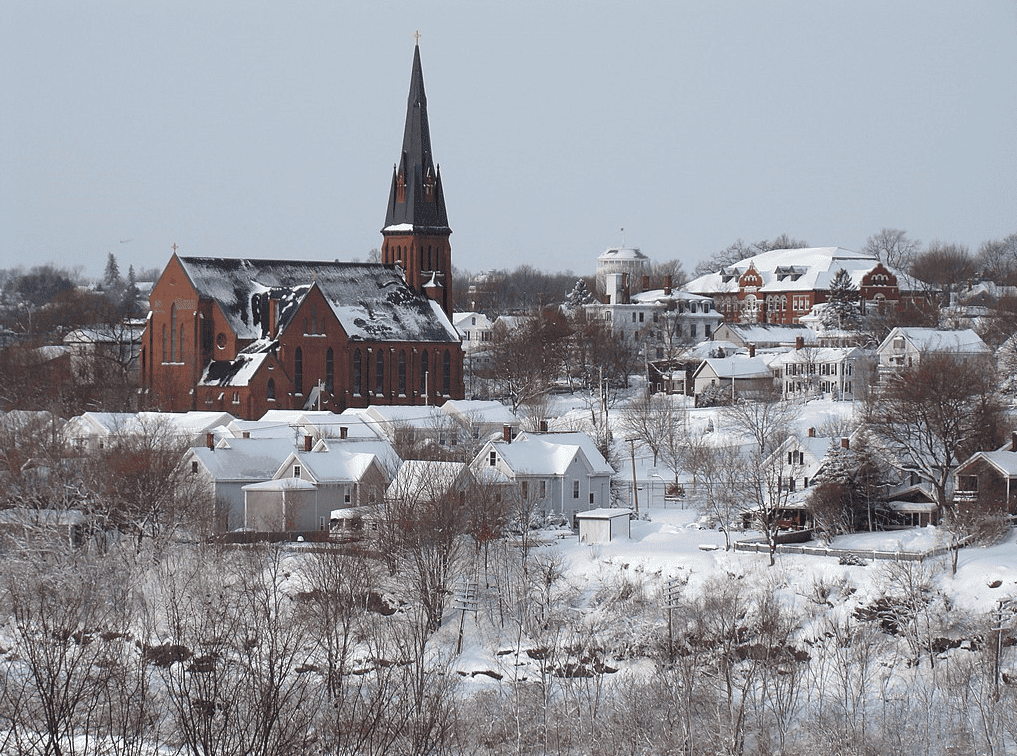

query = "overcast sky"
[3,1,1016,283]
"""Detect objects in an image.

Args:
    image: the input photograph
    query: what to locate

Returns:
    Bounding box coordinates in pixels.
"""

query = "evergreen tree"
[821,267,861,330]
[564,278,595,309]
[104,253,122,291]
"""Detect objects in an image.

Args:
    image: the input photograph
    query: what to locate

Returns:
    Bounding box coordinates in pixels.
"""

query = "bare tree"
[976,233,1017,285]
[617,390,680,466]
[910,241,977,303]
[865,352,1005,532]
[863,227,922,271]
[722,399,802,565]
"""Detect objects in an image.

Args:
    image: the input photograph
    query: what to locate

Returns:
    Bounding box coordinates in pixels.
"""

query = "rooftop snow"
[177,257,459,344]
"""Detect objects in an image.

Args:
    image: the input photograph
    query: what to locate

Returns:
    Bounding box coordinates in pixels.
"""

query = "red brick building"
[686,247,927,325]
[140,43,464,420]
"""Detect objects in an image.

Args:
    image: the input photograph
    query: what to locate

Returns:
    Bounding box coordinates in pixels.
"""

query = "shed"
[576,508,632,544]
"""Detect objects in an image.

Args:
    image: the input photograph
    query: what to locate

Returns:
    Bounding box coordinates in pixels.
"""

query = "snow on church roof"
[177,257,459,344]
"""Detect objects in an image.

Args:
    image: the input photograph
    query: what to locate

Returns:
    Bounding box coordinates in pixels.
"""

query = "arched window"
[162,325,167,363]
[267,378,275,401]
[442,350,451,396]
[398,350,407,395]
[420,350,429,396]
[375,350,385,395]
[294,347,303,395]
[179,325,185,361]
[311,304,318,334]
[325,348,334,393]
[353,350,362,396]
[170,303,177,361]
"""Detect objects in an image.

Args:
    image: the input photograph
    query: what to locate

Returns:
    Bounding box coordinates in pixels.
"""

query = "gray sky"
[3,1,1016,282]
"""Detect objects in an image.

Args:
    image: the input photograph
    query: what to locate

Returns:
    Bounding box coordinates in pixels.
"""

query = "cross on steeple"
[172,242,179,253]
[414,30,421,45]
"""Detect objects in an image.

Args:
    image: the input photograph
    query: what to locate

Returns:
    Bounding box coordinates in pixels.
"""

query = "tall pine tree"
[821,267,861,330]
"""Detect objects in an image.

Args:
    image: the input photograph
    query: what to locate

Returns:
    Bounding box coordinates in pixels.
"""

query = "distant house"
[63,411,236,454]
[875,327,991,379]
[712,323,818,350]
[768,345,873,400]
[183,436,301,531]
[691,356,774,401]
[471,431,614,525]
[953,435,1017,515]
[385,460,473,507]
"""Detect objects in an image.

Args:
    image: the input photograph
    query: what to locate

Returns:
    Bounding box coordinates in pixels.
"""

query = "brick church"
[140,43,465,420]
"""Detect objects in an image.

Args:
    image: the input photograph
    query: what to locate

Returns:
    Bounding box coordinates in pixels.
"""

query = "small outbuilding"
[576,508,632,544]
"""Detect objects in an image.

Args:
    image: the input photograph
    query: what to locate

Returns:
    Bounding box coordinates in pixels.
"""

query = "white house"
[875,327,991,378]
[471,431,614,525]
[691,356,774,401]
[183,436,300,531]
[768,346,873,400]
[63,411,236,454]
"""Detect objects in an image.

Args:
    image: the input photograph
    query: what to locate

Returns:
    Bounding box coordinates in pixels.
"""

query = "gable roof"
[189,437,297,481]
[692,356,773,380]
[176,257,460,344]
[879,327,990,355]
[515,432,614,475]
[279,447,382,484]
[386,460,469,503]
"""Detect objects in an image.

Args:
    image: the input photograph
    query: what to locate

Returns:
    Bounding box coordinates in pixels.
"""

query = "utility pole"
[628,438,639,515]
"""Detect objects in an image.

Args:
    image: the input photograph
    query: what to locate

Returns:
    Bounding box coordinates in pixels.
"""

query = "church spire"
[383,40,450,233]
[382,38,453,317]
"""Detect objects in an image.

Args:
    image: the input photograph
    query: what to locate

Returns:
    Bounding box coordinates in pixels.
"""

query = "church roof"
[383,43,450,234]
[176,257,459,344]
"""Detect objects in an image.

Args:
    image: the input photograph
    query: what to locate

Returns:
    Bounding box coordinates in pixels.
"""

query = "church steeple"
[382,39,453,316]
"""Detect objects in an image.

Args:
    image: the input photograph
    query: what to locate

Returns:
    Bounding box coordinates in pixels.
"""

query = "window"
[639,312,644,323]
[191,461,199,474]
[267,378,276,401]
[353,350,362,395]
[294,347,303,395]
[705,324,712,337]
[325,348,334,392]
[170,303,177,361]
[690,324,697,338]
[232,392,239,404]
[521,481,529,499]
[311,304,318,334]
[398,350,407,395]
[293,465,301,478]
[540,480,547,498]
[442,350,451,396]
[589,492,595,504]
[489,450,497,466]
[420,350,429,395]
[375,351,384,395]
[573,480,580,499]
[344,486,352,503]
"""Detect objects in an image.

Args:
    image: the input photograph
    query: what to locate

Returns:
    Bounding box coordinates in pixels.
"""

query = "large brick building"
[686,247,926,325]
[140,43,464,420]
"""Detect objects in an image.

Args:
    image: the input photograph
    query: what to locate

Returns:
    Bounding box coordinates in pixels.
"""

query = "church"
[139,43,465,420]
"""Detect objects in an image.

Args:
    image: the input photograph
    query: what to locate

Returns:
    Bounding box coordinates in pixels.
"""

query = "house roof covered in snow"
[692,356,773,380]
[878,327,991,355]
[386,460,469,502]
[189,437,298,481]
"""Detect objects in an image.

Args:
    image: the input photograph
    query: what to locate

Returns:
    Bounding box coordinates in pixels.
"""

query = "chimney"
[808,427,815,437]
[540,420,548,432]
[503,424,512,443]
[664,275,672,296]
[795,336,804,350]
[841,437,850,450]
[642,274,650,292]
[242,431,251,439]
[340,426,348,440]
[1011,430,1017,451]
[304,435,313,452]
[206,432,214,450]
[748,343,756,358]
